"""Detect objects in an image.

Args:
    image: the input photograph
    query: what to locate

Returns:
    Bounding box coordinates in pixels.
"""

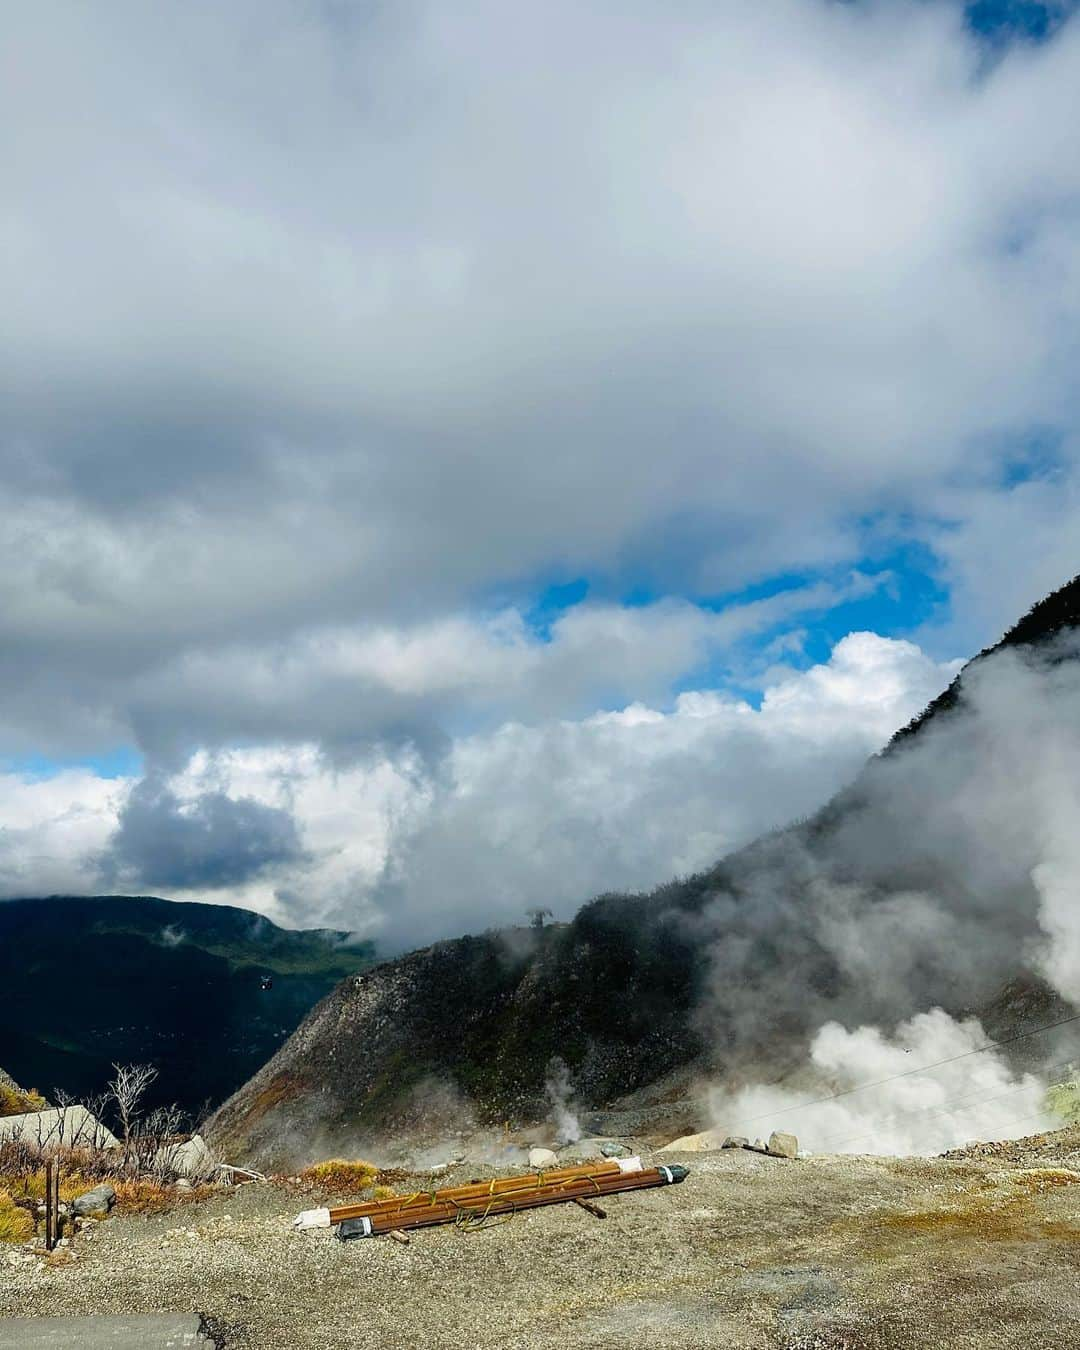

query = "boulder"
[766,1131,799,1159]
[658,1128,725,1153]
[721,1136,749,1150]
[160,1133,215,1180]
[71,1184,116,1217]
[555,1138,613,1164]
[528,1148,559,1169]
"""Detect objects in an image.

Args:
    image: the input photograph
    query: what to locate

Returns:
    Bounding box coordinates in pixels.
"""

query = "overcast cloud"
[1,2,1078,939]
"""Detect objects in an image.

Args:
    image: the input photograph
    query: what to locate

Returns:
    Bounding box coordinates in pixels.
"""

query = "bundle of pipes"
[293,1157,689,1238]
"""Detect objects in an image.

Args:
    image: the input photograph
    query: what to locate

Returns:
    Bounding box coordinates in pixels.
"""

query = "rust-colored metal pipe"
[332,1158,634,1223]
[294,1158,643,1230]
[334,1164,688,1238]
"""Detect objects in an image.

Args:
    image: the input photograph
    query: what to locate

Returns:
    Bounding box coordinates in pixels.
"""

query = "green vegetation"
[0,895,375,1119]
[1045,1076,1080,1124]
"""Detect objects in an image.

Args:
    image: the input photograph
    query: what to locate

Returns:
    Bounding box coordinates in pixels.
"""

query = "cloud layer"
[3,3,1080,944]
[0,632,957,942]
[2,2,1080,762]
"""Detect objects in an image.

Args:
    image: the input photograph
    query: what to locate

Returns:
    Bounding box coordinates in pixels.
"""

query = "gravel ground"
[4,1132,1080,1348]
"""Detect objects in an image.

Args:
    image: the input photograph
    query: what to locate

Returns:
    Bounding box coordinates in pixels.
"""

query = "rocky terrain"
[4,1126,1080,1348]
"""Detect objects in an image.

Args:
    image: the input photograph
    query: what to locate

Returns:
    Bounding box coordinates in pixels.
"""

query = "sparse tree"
[527,907,553,930]
[49,1087,74,1150]
[134,1103,187,1180]
[83,1091,112,1150]
[108,1063,158,1164]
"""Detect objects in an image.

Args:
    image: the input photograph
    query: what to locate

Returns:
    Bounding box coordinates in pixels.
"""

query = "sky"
[2,0,1079,946]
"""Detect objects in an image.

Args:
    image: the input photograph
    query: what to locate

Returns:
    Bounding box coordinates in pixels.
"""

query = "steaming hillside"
[0,895,373,1118]
[208,577,1080,1166]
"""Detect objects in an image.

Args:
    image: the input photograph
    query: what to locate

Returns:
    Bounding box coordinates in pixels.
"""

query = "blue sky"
[967,0,1076,40]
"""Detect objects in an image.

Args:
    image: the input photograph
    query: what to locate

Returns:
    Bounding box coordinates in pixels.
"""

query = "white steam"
[710,1010,1054,1156]
[544,1057,582,1144]
[699,634,1080,1154]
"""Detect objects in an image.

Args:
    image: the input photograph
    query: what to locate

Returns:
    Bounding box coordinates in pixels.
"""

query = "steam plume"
[698,635,1080,1152]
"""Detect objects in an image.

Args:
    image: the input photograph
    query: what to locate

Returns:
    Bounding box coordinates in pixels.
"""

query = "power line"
[728,1010,1080,1133]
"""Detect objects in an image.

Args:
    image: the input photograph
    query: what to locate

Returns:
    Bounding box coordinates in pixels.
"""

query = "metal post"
[44,1159,55,1251]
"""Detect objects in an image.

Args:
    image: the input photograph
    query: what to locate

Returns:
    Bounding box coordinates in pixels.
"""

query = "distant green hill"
[0,895,374,1121]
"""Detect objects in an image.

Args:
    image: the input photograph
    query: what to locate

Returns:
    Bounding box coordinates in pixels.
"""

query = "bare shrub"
[107,1063,158,1164]
[131,1103,189,1182]
[0,1063,202,1224]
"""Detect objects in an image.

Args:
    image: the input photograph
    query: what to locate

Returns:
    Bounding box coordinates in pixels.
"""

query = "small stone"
[72,1184,116,1217]
[528,1148,559,1169]
[600,1142,629,1158]
[766,1131,799,1159]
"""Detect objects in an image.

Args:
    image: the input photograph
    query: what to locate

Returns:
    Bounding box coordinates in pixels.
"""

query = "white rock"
[658,1129,726,1153]
[528,1148,559,1169]
[766,1131,799,1160]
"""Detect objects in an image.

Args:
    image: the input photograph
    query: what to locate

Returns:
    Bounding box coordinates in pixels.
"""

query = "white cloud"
[0,632,956,942]
[364,632,958,944]
[0,4,1079,759]
[0,768,128,896]
[3,3,1080,945]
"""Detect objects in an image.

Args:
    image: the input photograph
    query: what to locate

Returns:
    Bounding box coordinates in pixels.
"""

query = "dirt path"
[4,1136,1080,1348]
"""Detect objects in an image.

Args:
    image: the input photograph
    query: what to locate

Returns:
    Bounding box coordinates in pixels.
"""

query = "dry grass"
[0,1084,47,1117]
[0,1141,122,1194]
[299,1158,381,1194]
[0,1189,34,1243]
[16,1169,108,1204]
[1,1138,212,1226]
[113,1178,214,1214]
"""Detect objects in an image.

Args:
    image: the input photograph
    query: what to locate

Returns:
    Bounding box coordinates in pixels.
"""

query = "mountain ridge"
[201,572,1080,1163]
[0,894,374,1119]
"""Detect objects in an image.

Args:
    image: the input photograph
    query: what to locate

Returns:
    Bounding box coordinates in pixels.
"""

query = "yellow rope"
[454,1199,516,1234]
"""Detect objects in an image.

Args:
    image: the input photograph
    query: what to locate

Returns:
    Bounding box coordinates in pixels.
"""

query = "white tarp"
[0,1105,119,1150]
